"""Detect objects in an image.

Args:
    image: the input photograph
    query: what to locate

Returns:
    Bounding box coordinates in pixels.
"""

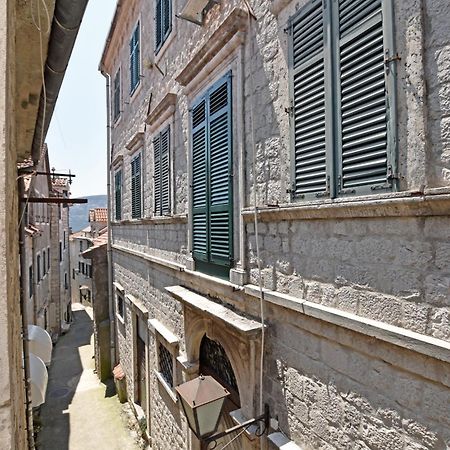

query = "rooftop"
[89,208,108,223]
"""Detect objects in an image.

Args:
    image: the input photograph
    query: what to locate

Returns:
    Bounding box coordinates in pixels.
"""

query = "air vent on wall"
[178,0,216,25]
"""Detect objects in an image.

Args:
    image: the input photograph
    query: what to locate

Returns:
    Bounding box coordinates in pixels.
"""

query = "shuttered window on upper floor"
[288,0,396,200]
[191,73,233,277]
[115,169,122,221]
[131,154,142,219]
[153,126,171,216]
[113,69,121,121]
[130,22,140,94]
[155,0,172,53]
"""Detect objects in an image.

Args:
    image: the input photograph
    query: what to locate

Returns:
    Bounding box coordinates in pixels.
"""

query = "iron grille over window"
[131,154,142,219]
[200,336,238,393]
[130,22,140,94]
[158,343,173,387]
[153,126,170,216]
[288,0,396,199]
[155,0,172,53]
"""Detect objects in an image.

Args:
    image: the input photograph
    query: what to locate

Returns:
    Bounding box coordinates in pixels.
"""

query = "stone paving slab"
[36,303,139,450]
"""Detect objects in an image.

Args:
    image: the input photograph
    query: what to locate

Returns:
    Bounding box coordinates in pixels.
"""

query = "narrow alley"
[35,304,138,450]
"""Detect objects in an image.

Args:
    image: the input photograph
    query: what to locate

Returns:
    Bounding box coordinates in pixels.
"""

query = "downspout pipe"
[31,0,89,162]
[101,70,116,368]
[18,181,35,449]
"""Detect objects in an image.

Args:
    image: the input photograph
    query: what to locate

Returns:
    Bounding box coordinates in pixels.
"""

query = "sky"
[46,0,117,198]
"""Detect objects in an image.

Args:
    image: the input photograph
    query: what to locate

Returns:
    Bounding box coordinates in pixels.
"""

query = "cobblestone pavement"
[36,303,140,450]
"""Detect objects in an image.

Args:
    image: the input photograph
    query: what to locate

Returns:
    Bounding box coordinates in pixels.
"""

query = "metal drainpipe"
[102,70,116,368]
[18,182,35,450]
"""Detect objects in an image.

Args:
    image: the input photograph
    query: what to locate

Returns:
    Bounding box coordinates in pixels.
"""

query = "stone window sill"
[116,313,125,325]
[114,214,187,225]
[242,189,450,221]
[154,369,178,403]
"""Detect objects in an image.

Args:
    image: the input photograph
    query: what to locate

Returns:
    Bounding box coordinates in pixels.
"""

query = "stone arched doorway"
[199,335,243,450]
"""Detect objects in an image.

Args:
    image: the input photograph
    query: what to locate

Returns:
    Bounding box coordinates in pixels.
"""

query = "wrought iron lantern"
[176,375,229,439]
[176,375,270,447]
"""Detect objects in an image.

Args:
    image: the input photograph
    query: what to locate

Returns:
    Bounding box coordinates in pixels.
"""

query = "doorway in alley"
[136,317,148,418]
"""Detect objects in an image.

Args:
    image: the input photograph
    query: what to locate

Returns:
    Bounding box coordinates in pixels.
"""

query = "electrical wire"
[219,427,247,449]
[243,0,266,419]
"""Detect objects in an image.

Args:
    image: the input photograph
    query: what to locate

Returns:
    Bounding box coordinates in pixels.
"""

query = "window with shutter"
[131,154,142,219]
[155,0,172,53]
[288,0,396,199]
[115,169,122,220]
[191,73,233,278]
[113,69,121,121]
[130,22,140,94]
[153,126,171,216]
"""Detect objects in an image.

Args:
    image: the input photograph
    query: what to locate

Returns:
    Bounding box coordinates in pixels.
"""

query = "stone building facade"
[69,208,107,305]
[49,177,72,336]
[100,1,450,449]
[0,1,86,447]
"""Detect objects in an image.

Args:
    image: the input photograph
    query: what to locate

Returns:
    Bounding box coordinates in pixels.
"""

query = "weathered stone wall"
[103,0,450,449]
[0,1,27,448]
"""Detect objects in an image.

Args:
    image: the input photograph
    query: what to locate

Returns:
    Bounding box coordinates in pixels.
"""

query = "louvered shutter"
[114,69,121,121]
[290,0,329,198]
[115,170,122,220]
[191,100,208,262]
[163,0,171,40]
[153,135,162,214]
[130,23,140,92]
[161,127,170,215]
[336,0,391,192]
[155,0,162,50]
[207,78,232,266]
[191,74,233,271]
[131,155,142,219]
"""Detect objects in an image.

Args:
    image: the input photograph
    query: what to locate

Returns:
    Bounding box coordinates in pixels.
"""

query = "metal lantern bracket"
[204,404,270,449]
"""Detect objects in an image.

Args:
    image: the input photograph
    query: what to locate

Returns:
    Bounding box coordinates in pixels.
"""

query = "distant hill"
[70,194,107,232]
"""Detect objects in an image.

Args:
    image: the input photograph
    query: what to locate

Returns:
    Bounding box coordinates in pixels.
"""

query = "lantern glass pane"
[197,398,225,437]
[180,396,197,435]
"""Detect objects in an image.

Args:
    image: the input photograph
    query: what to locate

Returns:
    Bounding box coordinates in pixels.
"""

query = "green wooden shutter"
[191,74,233,273]
[161,126,170,215]
[114,69,121,120]
[289,0,329,199]
[153,135,162,214]
[115,170,122,220]
[155,0,162,50]
[192,99,208,262]
[207,77,232,266]
[130,23,140,93]
[336,0,392,193]
[163,0,171,40]
[131,155,142,218]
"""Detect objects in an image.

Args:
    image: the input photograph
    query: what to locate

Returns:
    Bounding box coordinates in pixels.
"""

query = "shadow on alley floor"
[35,303,139,450]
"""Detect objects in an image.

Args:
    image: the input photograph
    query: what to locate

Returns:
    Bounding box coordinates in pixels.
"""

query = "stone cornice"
[165,285,262,337]
[125,129,145,154]
[242,190,450,222]
[111,154,123,168]
[145,93,177,133]
[175,7,248,88]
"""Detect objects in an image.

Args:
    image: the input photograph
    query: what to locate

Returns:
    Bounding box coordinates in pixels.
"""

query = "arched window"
[199,335,239,406]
